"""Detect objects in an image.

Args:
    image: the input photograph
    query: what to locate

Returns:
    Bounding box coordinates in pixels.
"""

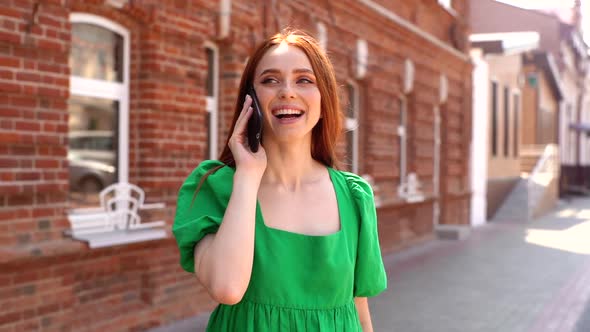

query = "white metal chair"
[66,182,167,248]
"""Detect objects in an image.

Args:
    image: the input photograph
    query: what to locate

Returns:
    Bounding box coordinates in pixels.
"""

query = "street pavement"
[150,196,590,332]
[371,196,590,332]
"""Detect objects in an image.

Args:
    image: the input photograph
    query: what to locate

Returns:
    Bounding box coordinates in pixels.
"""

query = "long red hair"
[193,29,343,200]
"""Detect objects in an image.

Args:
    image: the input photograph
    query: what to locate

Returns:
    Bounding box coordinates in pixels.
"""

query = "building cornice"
[359,0,469,62]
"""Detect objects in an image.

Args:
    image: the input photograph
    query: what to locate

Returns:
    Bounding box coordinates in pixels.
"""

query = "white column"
[470,49,489,227]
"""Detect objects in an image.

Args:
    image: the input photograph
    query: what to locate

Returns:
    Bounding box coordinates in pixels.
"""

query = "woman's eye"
[261,77,278,84]
[298,77,314,84]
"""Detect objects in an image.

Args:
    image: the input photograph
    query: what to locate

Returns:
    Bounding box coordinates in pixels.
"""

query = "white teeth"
[274,109,303,116]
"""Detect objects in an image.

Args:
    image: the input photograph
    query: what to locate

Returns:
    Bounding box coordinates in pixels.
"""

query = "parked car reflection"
[68,130,116,165]
[68,130,117,194]
[69,156,116,193]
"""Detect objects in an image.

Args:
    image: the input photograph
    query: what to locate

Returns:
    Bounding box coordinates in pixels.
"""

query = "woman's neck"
[261,140,325,192]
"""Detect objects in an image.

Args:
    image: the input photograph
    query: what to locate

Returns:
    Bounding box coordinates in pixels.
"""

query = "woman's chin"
[264,131,313,146]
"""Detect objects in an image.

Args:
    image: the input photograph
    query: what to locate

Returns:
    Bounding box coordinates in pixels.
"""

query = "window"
[513,93,520,157]
[491,81,498,157]
[397,95,424,202]
[205,44,219,159]
[69,14,129,206]
[504,86,510,157]
[398,97,408,184]
[345,83,359,173]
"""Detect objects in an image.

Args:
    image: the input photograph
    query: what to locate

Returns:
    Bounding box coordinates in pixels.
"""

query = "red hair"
[193,29,343,201]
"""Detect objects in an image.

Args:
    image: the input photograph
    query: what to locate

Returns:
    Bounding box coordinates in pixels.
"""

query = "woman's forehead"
[255,43,314,75]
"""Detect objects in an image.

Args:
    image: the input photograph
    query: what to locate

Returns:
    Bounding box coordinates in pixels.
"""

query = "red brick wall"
[439,66,473,226]
[0,0,472,330]
[0,1,70,250]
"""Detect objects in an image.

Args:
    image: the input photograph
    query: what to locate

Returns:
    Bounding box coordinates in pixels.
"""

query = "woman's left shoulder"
[331,169,374,200]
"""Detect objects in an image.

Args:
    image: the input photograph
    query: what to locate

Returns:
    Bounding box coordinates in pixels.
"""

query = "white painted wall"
[470,49,489,227]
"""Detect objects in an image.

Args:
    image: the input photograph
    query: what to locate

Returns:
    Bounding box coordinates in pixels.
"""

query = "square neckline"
[255,166,343,238]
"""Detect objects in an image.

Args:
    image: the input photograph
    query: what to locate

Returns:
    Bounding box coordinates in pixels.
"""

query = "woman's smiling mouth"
[273,108,304,119]
[271,107,305,121]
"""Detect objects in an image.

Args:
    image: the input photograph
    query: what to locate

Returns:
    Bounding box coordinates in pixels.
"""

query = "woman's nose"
[278,82,296,99]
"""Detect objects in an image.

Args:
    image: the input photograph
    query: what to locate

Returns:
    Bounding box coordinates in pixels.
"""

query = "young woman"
[173,29,387,331]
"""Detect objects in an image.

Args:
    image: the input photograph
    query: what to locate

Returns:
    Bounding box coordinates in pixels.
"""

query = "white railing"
[526,144,559,217]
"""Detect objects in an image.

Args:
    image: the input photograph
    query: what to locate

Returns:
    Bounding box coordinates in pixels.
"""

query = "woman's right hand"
[228,95,267,178]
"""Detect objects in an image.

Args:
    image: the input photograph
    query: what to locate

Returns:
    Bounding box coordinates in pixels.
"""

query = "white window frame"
[67,15,168,247]
[438,0,457,16]
[69,13,130,183]
[346,81,360,174]
[204,43,219,160]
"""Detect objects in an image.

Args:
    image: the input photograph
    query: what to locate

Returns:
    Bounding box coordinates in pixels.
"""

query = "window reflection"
[68,95,118,205]
[70,23,123,82]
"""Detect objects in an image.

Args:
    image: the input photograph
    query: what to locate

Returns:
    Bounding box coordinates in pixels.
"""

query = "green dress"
[173,160,387,331]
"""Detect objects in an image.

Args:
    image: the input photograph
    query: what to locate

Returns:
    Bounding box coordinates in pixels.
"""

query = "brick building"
[0,0,472,330]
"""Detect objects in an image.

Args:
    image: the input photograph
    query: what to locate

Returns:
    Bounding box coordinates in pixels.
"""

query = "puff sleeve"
[172,160,233,273]
[347,174,388,297]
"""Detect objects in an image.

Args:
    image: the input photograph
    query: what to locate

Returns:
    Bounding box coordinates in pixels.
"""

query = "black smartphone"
[246,85,263,152]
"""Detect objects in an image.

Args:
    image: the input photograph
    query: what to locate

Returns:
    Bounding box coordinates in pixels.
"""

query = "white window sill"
[66,202,167,248]
[66,228,167,248]
[404,194,425,203]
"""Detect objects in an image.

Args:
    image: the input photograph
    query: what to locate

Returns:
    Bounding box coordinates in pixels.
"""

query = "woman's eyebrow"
[258,68,315,76]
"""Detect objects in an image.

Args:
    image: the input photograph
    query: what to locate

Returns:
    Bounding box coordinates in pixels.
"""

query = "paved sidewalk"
[371,196,590,332]
[150,197,590,332]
